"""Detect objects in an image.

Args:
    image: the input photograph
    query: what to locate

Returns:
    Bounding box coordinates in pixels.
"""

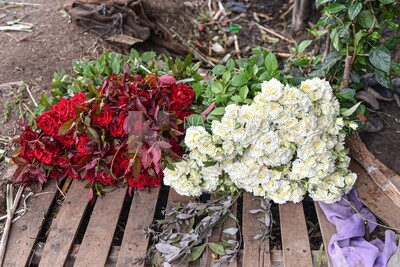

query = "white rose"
[224,104,240,119]
[261,78,284,101]
[185,126,209,150]
[292,159,315,178]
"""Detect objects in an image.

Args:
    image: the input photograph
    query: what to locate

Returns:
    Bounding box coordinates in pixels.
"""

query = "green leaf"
[226,58,235,71]
[185,114,204,128]
[130,49,140,60]
[357,10,374,29]
[39,93,52,109]
[341,102,361,116]
[336,88,356,102]
[324,3,346,14]
[239,86,249,100]
[230,95,243,103]
[348,3,362,20]
[87,126,100,143]
[379,0,395,3]
[209,107,225,116]
[231,73,248,87]
[383,36,400,51]
[369,47,391,73]
[330,28,341,51]
[208,242,225,256]
[58,119,74,136]
[298,40,312,54]
[111,59,121,74]
[265,52,278,71]
[187,244,206,262]
[375,70,390,88]
[222,71,231,82]
[211,81,224,94]
[141,51,156,63]
[354,30,365,46]
[212,65,226,76]
[316,0,332,8]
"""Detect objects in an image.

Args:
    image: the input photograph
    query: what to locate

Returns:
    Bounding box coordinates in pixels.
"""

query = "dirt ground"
[0,0,400,217]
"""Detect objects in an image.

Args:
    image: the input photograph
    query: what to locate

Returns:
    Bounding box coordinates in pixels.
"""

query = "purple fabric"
[318,189,397,267]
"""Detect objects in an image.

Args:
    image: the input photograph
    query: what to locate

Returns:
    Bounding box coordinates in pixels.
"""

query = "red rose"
[51,98,76,123]
[110,112,127,137]
[171,83,195,107]
[37,112,59,136]
[70,92,86,105]
[93,109,113,127]
[55,133,76,147]
[77,134,91,155]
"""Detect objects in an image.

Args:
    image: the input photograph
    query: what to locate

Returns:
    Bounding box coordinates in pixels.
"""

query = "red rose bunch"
[13,71,194,195]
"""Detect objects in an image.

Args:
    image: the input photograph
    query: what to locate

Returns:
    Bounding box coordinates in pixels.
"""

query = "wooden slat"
[167,189,194,267]
[199,194,223,267]
[314,202,335,267]
[74,188,126,266]
[38,180,89,267]
[116,188,160,267]
[3,179,57,267]
[242,193,271,267]
[279,202,313,267]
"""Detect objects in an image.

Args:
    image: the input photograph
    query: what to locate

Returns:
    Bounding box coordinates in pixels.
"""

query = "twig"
[0,185,25,265]
[22,103,35,118]
[322,29,330,62]
[233,34,240,55]
[280,3,294,19]
[0,1,42,6]
[341,55,352,89]
[23,84,38,107]
[340,197,400,232]
[254,23,294,44]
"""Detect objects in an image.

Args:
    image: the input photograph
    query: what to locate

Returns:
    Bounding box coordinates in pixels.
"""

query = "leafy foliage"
[311,0,400,88]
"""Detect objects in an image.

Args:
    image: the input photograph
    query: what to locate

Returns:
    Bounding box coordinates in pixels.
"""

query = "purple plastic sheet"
[318,189,397,267]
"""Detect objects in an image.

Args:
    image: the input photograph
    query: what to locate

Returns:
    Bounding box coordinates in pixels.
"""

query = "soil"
[0,0,400,238]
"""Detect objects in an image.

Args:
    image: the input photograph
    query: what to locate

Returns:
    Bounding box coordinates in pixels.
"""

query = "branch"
[0,185,25,265]
[341,55,352,90]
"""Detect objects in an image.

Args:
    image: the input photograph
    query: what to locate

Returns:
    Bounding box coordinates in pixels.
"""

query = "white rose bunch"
[163,78,356,204]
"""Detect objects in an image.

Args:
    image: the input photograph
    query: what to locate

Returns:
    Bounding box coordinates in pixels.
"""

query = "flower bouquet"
[12,66,195,196]
[164,77,356,204]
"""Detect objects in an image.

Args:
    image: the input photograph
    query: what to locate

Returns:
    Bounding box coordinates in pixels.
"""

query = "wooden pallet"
[3,180,336,267]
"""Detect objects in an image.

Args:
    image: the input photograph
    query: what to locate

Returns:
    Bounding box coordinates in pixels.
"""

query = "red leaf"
[157,140,171,149]
[158,75,176,85]
[140,149,152,169]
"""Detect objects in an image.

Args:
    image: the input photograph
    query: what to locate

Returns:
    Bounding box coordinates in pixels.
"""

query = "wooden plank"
[314,202,335,267]
[74,188,127,266]
[279,202,313,267]
[116,188,160,267]
[38,180,89,267]
[3,179,57,267]
[352,160,400,229]
[242,193,271,267]
[199,195,223,267]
